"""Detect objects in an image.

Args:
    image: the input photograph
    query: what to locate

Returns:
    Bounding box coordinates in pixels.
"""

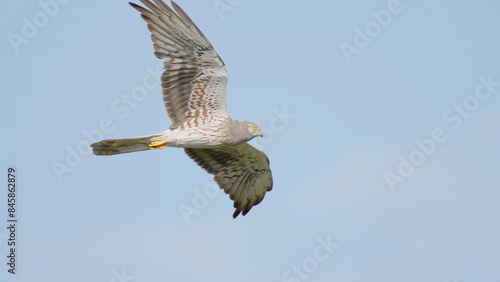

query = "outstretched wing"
[130,0,228,129]
[184,144,273,218]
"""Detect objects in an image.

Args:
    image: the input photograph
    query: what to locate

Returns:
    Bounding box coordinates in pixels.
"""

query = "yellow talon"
[149,140,167,149]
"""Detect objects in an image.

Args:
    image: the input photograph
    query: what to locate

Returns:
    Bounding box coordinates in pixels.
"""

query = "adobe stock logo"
[178,182,221,224]
[385,75,500,191]
[51,62,163,183]
[281,235,340,282]
[109,268,134,282]
[253,107,296,150]
[339,0,405,63]
[7,0,71,54]
[212,0,244,21]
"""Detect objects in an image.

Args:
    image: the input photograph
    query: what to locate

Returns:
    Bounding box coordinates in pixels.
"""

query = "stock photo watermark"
[212,0,244,21]
[253,106,296,149]
[385,74,500,191]
[51,62,163,183]
[109,267,134,282]
[7,0,71,54]
[281,235,340,282]
[444,278,458,282]
[5,167,18,275]
[339,0,406,63]
[179,182,221,223]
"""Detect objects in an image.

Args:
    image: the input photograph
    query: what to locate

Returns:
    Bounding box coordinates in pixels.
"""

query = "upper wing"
[130,0,229,129]
[184,143,273,218]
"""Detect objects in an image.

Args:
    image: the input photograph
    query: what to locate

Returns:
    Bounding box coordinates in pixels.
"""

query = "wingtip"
[129,2,141,10]
[232,209,241,218]
[233,206,253,218]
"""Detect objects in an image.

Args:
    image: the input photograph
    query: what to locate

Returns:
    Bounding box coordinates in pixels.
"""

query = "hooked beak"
[257,129,263,137]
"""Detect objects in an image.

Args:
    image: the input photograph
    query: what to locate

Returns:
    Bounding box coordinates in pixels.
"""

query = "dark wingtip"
[233,209,241,218]
[129,2,142,11]
[242,207,251,216]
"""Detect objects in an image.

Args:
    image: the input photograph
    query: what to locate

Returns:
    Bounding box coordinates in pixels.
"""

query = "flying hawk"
[91,0,273,218]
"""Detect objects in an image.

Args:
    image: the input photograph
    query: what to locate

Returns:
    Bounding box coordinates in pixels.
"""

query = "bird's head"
[246,122,263,138]
[230,120,263,143]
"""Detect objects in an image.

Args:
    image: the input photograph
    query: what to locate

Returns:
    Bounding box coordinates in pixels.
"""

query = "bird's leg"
[149,140,167,149]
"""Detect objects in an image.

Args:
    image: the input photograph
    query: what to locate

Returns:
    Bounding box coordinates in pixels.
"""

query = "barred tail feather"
[90,134,166,156]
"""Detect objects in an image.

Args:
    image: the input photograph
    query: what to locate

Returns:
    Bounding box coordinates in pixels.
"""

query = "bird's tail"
[90,133,167,156]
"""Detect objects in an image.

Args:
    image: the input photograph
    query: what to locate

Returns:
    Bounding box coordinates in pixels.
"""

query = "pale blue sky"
[1,0,500,281]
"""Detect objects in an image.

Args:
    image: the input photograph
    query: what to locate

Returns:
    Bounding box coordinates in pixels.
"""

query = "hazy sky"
[2,0,500,281]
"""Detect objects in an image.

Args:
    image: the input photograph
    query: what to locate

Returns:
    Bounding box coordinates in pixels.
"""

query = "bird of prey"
[91,0,272,218]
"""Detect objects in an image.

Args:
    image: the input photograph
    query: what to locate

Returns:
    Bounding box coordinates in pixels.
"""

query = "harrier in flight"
[91,0,272,218]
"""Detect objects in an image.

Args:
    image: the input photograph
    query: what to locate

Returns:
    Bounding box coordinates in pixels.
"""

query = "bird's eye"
[250,125,255,130]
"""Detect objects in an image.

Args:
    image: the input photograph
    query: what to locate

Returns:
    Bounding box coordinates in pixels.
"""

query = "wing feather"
[184,144,273,218]
[130,0,228,129]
